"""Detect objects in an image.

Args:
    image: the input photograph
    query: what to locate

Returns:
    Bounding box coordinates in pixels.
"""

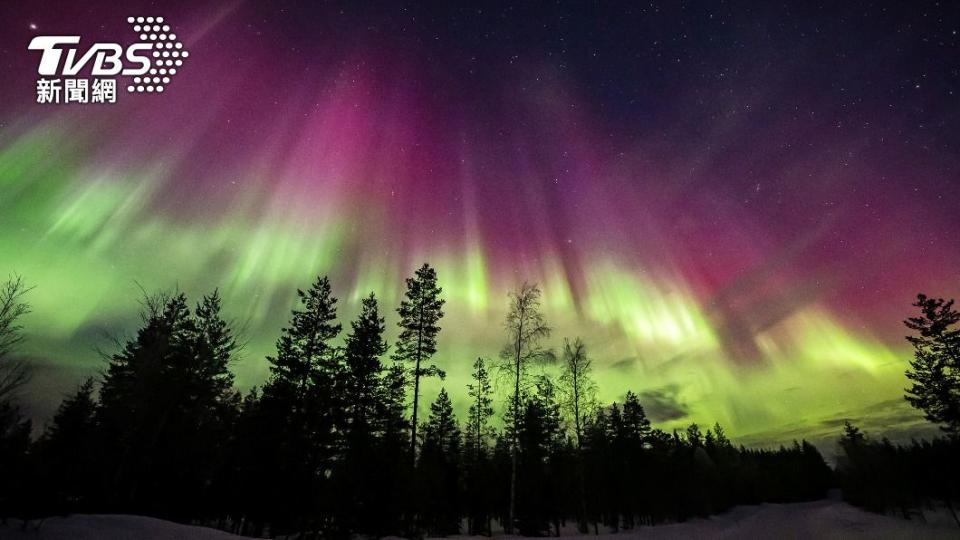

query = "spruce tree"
[903,294,960,435]
[394,263,445,463]
[259,275,343,532]
[343,293,388,440]
[38,378,98,511]
[515,376,564,535]
[376,362,412,534]
[97,290,239,519]
[336,293,388,533]
[621,391,652,444]
[419,388,461,535]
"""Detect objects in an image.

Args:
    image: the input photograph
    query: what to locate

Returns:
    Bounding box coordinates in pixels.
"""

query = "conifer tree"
[621,391,652,444]
[259,276,342,532]
[336,293,389,533]
[463,357,494,534]
[265,276,341,401]
[97,290,239,518]
[38,378,98,510]
[343,293,389,440]
[375,362,412,534]
[515,375,564,535]
[466,357,495,456]
[419,388,462,535]
[903,294,960,435]
[395,263,445,462]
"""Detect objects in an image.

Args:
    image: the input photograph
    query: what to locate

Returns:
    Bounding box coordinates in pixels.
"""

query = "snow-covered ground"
[2,499,958,539]
[0,514,249,540]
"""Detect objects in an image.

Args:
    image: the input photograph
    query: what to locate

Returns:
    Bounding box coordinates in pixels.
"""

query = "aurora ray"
[1,1,957,450]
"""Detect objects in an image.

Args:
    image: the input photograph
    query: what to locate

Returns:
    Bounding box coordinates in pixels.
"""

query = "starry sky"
[0,1,958,451]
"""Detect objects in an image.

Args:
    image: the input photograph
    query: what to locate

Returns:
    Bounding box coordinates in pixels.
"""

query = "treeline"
[836,422,960,524]
[1,266,836,537]
[834,294,960,525]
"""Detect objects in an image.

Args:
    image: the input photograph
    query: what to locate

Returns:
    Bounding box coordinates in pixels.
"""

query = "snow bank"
[0,514,255,539]
[441,500,960,540]
[2,499,957,539]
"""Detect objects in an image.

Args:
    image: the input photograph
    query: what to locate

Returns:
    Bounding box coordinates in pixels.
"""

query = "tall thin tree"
[558,337,596,451]
[394,263,445,462]
[557,337,596,532]
[499,282,551,533]
[259,276,342,531]
[466,357,495,456]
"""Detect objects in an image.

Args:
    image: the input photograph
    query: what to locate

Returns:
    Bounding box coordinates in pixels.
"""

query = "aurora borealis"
[1,1,958,451]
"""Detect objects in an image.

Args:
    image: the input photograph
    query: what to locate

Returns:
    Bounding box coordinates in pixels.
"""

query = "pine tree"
[334,293,390,534]
[266,276,341,400]
[97,290,239,519]
[0,397,31,520]
[191,290,238,407]
[621,391,652,444]
[903,294,960,435]
[375,362,411,535]
[343,293,389,439]
[38,378,98,511]
[515,376,564,535]
[419,388,461,535]
[259,276,343,532]
[394,263,445,463]
[463,357,494,534]
[466,357,495,457]
[499,282,551,533]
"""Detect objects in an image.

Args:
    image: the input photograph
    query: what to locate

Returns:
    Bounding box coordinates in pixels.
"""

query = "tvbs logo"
[28,16,189,104]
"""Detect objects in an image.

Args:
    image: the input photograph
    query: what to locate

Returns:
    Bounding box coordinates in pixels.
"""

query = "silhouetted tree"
[557,337,596,531]
[343,293,389,440]
[97,289,239,520]
[336,292,389,533]
[0,275,31,522]
[419,388,461,535]
[466,357,495,455]
[904,294,960,435]
[394,264,445,463]
[374,362,412,535]
[37,378,98,513]
[0,276,30,403]
[256,276,342,534]
[558,338,596,451]
[515,375,565,535]
[463,357,495,535]
[499,282,551,533]
[0,396,31,521]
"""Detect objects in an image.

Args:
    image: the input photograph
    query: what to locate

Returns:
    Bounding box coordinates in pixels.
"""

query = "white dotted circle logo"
[125,16,188,93]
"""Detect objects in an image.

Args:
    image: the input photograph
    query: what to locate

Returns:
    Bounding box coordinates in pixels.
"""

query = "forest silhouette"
[0,266,958,537]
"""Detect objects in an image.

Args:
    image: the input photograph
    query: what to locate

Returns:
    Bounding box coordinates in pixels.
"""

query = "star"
[29,22,38,30]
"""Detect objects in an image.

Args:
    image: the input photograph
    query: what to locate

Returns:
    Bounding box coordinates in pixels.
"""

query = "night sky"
[1,1,958,450]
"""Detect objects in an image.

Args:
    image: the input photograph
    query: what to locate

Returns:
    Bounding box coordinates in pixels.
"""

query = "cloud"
[638,385,689,422]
